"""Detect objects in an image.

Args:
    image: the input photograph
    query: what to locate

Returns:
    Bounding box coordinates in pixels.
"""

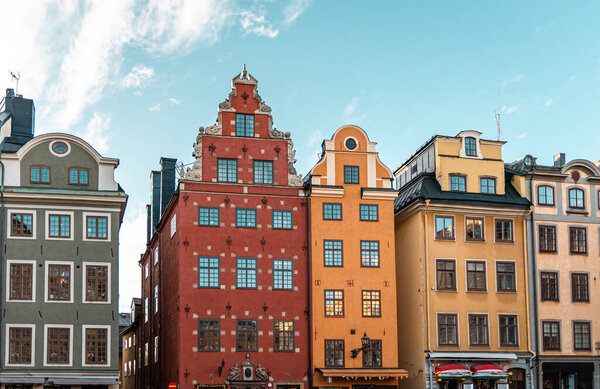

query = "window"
[273,259,293,290]
[359,204,378,221]
[568,188,584,209]
[198,319,220,351]
[537,185,555,206]
[466,261,486,291]
[438,314,458,346]
[542,321,560,350]
[362,339,382,367]
[541,272,559,301]
[468,314,489,346]
[85,327,108,365]
[324,240,343,267]
[272,210,292,229]
[153,247,158,265]
[199,207,219,226]
[499,315,519,346]
[450,174,466,192]
[30,165,50,183]
[235,113,254,137]
[170,214,176,238]
[8,326,32,365]
[47,263,71,302]
[217,159,237,182]
[436,260,456,290]
[86,216,108,239]
[465,137,477,156]
[344,165,359,184]
[144,342,148,366]
[539,225,557,253]
[324,290,344,317]
[465,217,484,241]
[253,160,273,184]
[198,257,219,288]
[345,138,357,150]
[236,258,257,289]
[236,320,258,351]
[11,213,33,237]
[480,177,496,194]
[48,214,70,238]
[154,336,158,363]
[323,203,342,220]
[68,167,88,185]
[573,322,591,351]
[361,290,381,317]
[52,142,68,154]
[496,262,516,292]
[236,209,257,228]
[144,298,148,323]
[85,264,108,302]
[46,327,70,364]
[435,216,454,240]
[324,340,344,367]
[569,227,587,254]
[9,262,33,301]
[571,273,589,302]
[274,321,294,352]
[154,285,158,314]
[495,219,513,243]
[360,241,379,267]
[144,263,149,279]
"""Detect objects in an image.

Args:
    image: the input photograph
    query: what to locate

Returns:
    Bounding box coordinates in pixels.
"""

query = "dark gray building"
[0,88,127,388]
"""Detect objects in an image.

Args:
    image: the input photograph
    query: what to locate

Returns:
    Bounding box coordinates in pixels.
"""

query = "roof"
[119,312,131,327]
[395,173,531,213]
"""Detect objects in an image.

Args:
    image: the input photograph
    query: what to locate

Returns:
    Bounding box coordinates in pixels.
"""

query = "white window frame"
[45,211,74,241]
[81,324,111,367]
[44,261,74,304]
[144,298,149,323]
[43,324,73,367]
[6,259,36,302]
[5,324,35,367]
[82,211,112,242]
[154,285,158,314]
[7,209,37,240]
[144,263,149,279]
[82,262,111,304]
[153,247,158,265]
[170,214,176,238]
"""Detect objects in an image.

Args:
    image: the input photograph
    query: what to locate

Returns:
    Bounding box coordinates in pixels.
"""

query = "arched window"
[537,185,555,206]
[465,137,477,156]
[568,188,585,209]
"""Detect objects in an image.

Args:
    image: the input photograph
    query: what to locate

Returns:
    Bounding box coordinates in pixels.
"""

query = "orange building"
[306,125,407,388]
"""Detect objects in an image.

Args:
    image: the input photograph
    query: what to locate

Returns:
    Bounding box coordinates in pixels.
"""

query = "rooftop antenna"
[494,80,501,140]
[9,71,20,95]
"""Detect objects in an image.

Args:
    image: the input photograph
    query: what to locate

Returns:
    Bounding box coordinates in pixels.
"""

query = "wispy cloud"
[502,105,518,114]
[168,97,181,105]
[544,98,553,107]
[149,103,161,112]
[122,65,155,88]
[240,10,279,38]
[342,97,366,124]
[78,112,111,154]
[500,74,524,87]
[283,0,312,28]
[517,132,528,139]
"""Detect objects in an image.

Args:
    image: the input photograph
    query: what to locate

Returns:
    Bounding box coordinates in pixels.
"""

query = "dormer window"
[480,177,496,194]
[69,167,89,185]
[450,174,466,192]
[465,137,477,156]
[235,114,254,137]
[568,188,584,209]
[31,166,51,184]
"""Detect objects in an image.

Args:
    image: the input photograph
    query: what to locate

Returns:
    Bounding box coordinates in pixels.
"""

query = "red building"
[139,67,309,389]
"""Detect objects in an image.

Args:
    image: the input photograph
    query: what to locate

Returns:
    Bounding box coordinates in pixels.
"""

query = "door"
[508,368,526,389]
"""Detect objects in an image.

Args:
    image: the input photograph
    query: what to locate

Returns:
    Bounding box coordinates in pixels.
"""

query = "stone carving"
[260,101,272,113]
[185,128,204,181]
[218,99,230,110]
[255,364,269,381]
[227,363,241,381]
[269,127,284,139]
[205,123,221,135]
[285,135,303,186]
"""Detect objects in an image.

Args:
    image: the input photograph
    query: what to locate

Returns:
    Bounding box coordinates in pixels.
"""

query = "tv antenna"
[494,80,501,140]
[9,71,20,95]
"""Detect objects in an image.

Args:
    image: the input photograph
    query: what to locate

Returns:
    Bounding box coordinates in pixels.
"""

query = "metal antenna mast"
[9,71,20,95]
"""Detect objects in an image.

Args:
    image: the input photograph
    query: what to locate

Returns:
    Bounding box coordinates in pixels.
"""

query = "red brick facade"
[140,68,309,389]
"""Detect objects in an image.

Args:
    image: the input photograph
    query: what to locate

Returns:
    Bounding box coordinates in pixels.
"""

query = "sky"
[1,0,599,311]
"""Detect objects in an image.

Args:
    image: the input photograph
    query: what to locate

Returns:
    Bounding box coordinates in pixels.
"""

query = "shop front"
[315,368,408,389]
[541,362,594,389]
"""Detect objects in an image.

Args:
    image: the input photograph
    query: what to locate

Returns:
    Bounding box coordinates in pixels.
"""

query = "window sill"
[496,290,517,294]
[435,289,457,293]
[566,208,588,215]
[466,239,486,243]
[495,240,514,244]
[569,252,588,256]
[466,290,488,293]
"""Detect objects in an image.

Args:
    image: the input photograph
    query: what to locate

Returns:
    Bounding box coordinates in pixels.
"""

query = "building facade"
[121,298,142,389]
[510,154,600,389]
[139,68,310,389]
[0,89,127,387]
[305,125,407,388]
[394,131,533,389]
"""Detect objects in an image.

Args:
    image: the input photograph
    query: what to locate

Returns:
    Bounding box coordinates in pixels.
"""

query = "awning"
[317,368,408,379]
[0,377,45,384]
[0,376,119,385]
[429,352,518,360]
[434,364,470,379]
[470,364,508,379]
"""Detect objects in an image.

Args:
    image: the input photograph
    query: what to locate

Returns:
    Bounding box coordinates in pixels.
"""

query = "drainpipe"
[527,168,540,389]
[305,188,312,389]
[423,199,432,389]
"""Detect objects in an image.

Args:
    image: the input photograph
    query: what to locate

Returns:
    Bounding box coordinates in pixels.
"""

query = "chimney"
[146,204,152,242]
[1,88,35,144]
[150,170,161,232]
[554,153,566,168]
[159,157,177,216]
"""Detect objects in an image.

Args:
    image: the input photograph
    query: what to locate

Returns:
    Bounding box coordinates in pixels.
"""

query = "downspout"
[305,188,313,389]
[527,170,540,389]
[423,199,432,389]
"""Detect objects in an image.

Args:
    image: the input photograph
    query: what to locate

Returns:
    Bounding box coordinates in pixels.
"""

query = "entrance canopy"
[434,364,471,379]
[317,368,408,380]
[470,364,508,379]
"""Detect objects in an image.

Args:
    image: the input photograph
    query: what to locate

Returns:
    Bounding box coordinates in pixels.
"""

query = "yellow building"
[306,125,408,389]
[394,131,533,389]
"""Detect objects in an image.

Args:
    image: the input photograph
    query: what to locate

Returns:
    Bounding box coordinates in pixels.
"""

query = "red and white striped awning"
[470,364,508,378]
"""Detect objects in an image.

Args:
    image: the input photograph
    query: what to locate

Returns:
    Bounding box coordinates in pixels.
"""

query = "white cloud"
[240,10,279,38]
[307,130,323,148]
[344,97,359,118]
[502,105,518,114]
[500,74,524,87]
[517,132,528,139]
[118,203,147,311]
[77,112,111,154]
[149,103,161,112]
[122,65,155,88]
[544,98,553,107]
[342,97,366,124]
[283,0,312,28]
[168,97,181,105]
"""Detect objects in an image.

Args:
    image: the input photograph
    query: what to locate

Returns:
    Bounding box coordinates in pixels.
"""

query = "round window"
[345,138,357,150]
[52,142,68,154]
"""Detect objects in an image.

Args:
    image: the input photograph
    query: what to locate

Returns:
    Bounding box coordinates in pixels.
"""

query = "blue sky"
[2,0,599,310]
